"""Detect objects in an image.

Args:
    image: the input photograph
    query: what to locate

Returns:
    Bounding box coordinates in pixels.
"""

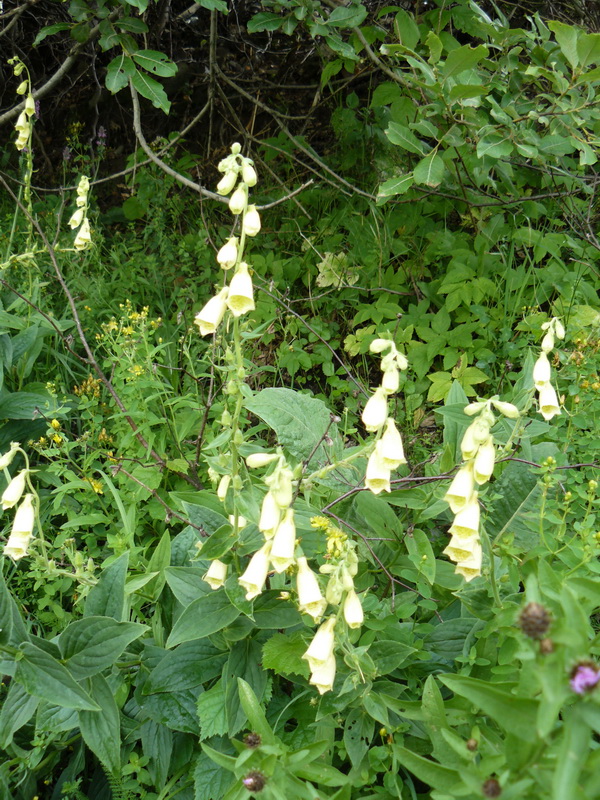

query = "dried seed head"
[466,738,478,752]
[243,732,262,748]
[482,777,502,798]
[242,771,266,793]
[519,602,551,639]
[539,637,554,655]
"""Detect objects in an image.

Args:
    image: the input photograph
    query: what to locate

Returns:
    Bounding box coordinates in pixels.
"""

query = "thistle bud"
[242,771,266,793]
[518,602,551,639]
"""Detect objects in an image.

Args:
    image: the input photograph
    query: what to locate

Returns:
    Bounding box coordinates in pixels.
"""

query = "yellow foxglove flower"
[16,80,28,95]
[229,183,248,215]
[309,652,336,694]
[491,399,519,419]
[68,207,85,230]
[195,287,229,336]
[24,93,35,117]
[265,465,293,509]
[449,493,480,538]
[216,170,238,195]
[343,588,363,629]
[365,449,391,495]
[226,263,255,318]
[270,508,296,573]
[203,559,228,590]
[381,367,399,394]
[73,218,92,250]
[464,401,486,416]
[444,462,475,513]
[4,493,35,560]
[296,556,327,621]
[541,331,554,353]
[246,452,279,469]
[0,442,20,471]
[454,540,482,582]
[217,237,239,270]
[241,161,257,186]
[2,470,28,510]
[538,382,560,421]
[533,352,551,389]
[217,474,231,501]
[443,532,479,563]
[303,616,336,672]
[362,387,388,432]
[377,418,406,470]
[553,318,565,339]
[15,111,29,150]
[239,542,271,600]
[259,491,280,539]
[369,338,392,353]
[473,437,495,485]
[460,418,490,460]
[243,205,261,237]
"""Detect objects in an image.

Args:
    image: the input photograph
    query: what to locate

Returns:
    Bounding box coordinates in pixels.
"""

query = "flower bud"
[258,491,280,539]
[203,559,228,590]
[362,387,388,432]
[519,602,551,639]
[216,170,238,196]
[194,287,229,336]
[246,452,278,469]
[217,474,230,501]
[296,556,326,621]
[229,183,248,215]
[553,318,565,339]
[242,771,266,792]
[226,263,255,318]
[241,160,257,186]
[343,588,363,629]
[491,400,519,419]
[16,81,28,95]
[239,542,271,600]
[381,367,399,394]
[243,205,261,237]
[473,436,495,485]
[2,470,28,510]
[265,465,293,508]
[270,508,296,573]
[216,237,239,270]
[541,331,554,353]
[369,338,392,353]
[0,442,20,471]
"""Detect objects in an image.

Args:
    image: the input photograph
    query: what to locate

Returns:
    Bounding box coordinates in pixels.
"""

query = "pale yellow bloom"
[444,463,475,513]
[541,332,554,353]
[362,387,388,432]
[216,237,239,270]
[473,437,495,485]
[258,491,280,539]
[0,442,20,471]
[24,94,35,117]
[239,542,271,600]
[377,418,406,470]
[309,653,336,694]
[270,508,296,573]
[226,263,255,318]
[343,588,363,629]
[303,616,336,672]
[454,540,482,582]
[246,452,279,469]
[365,449,391,495]
[216,170,238,195]
[460,418,490,460]
[538,382,561,421]
[449,493,480,538]
[381,367,399,394]
[264,465,293,509]
[203,559,228,590]
[296,556,327,621]
[195,287,229,336]
[229,184,247,215]
[443,532,479,563]
[243,205,261,237]
[533,352,551,389]
[73,218,92,250]
[369,338,392,353]
[3,493,35,560]
[217,474,231,501]
[2,470,28,510]
[241,161,257,186]
[491,399,519,419]
[228,514,247,528]
[68,207,85,230]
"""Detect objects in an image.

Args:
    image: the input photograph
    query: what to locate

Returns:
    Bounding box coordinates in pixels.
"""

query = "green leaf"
[247,12,283,33]
[425,31,443,64]
[328,4,367,28]
[132,50,178,77]
[197,682,228,740]
[106,54,136,93]
[201,743,237,772]
[370,81,402,106]
[84,552,128,620]
[442,44,489,80]
[385,122,425,155]
[78,675,121,776]
[144,640,226,694]
[477,135,513,159]
[198,0,228,9]
[377,174,414,198]
[405,529,436,584]
[142,689,199,734]
[245,388,338,465]
[16,643,99,711]
[131,69,171,113]
[117,17,149,33]
[0,391,57,420]
[344,709,374,767]
[199,524,237,561]
[166,591,240,647]
[59,617,147,679]
[439,674,539,741]
[368,640,416,675]
[165,566,211,606]
[548,20,580,68]
[195,750,235,800]
[33,23,71,46]
[552,707,591,800]
[577,32,600,69]
[0,680,38,749]
[394,9,420,49]
[252,591,303,628]
[413,152,445,187]
[237,678,277,743]
[391,744,460,790]
[123,0,149,11]
[262,631,310,678]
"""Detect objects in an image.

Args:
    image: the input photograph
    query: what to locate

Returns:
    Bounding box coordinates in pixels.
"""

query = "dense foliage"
[1,1,600,799]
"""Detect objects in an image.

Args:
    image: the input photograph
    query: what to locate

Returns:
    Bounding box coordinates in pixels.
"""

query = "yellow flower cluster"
[68,176,92,251]
[534,317,564,421]
[443,398,519,581]
[195,143,259,336]
[9,58,35,151]
[0,443,36,561]
[362,339,408,494]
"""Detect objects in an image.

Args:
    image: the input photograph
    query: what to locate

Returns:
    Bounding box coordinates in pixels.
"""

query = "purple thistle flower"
[97,126,107,140]
[34,100,41,118]
[62,146,72,162]
[570,663,600,694]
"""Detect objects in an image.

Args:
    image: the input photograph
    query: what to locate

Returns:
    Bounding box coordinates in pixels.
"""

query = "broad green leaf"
[197,681,228,740]
[198,523,237,561]
[245,387,338,465]
[166,591,240,647]
[165,566,211,606]
[141,719,172,791]
[440,674,539,741]
[237,678,277,743]
[131,69,170,113]
[143,689,200,734]
[33,23,71,46]
[385,122,425,155]
[442,44,489,80]
[252,591,303,628]
[117,17,149,33]
[392,744,460,789]
[413,152,445,187]
[328,4,367,28]
[405,528,436,584]
[195,751,234,800]
[59,617,147,679]
[448,84,486,101]
[199,0,228,9]
[247,12,283,33]
[368,640,416,674]
[548,20,580,68]
[144,640,226,694]
[79,675,121,775]
[132,50,178,77]
[377,174,414,199]
[477,135,513,159]
[344,709,374,767]
[262,631,310,678]
[552,708,591,800]
[394,9,420,49]
[0,391,57,420]
[425,31,443,64]
[123,0,149,11]
[16,643,99,711]
[370,81,402,106]
[577,32,600,69]
[84,552,128,620]
[106,54,136,94]
[0,681,38,749]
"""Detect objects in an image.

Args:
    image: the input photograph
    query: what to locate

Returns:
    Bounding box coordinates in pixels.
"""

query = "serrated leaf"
[132,50,178,77]
[262,631,310,678]
[131,69,170,113]
[197,682,228,740]
[195,751,234,800]
[413,152,445,187]
[166,591,240,647]
[141,689,199,734]
[144,640,227,694]
[59,617,147,679]
[0,681,38,749]
[16,643,99,711]
[78,675,121,775]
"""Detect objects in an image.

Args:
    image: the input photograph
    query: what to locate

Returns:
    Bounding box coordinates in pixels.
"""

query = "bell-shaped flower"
[239,542,271,600]
[377,418,406,470]
[226,262,255,318]
[195,286,229,336]
[229,183,248,215]
[370,338,392,354]
[362,387,388,432]
[464,401,487,416]
[365,449,391,495]
[473,436,495,485]
[460,418,490,460]
[216,170,238,196]
[270,508,296,573]
[309,653,336,694]
[381,367,399,394]
[258,491,280,539]
[449,493,480,538]
[243,205,261,237]
[16,80,28,95]
[303,616,336,672]
[2,470,28,510]
[241,160,257,186]
[443,532,479,563]
[491,399,519,419]
[246,452,279,469]
[533,352,551,389]
[76,175,90,198]
[217,474,230,501]
[296,556,327,621]
[0,442,20,471]
[541,331,554,353]
[538,382,561,421]
[444,462,475,513]
[73,218,92,250]
[216,237,238,270]
[264,465,293,509]
[454,540,482,582]
[343,588,364,629]
[68,207,85,230]
[203,559,228,590]
[25,93,36,117]
[553,318,565,340]
[4,493,35,560]
[14,110,29,150]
